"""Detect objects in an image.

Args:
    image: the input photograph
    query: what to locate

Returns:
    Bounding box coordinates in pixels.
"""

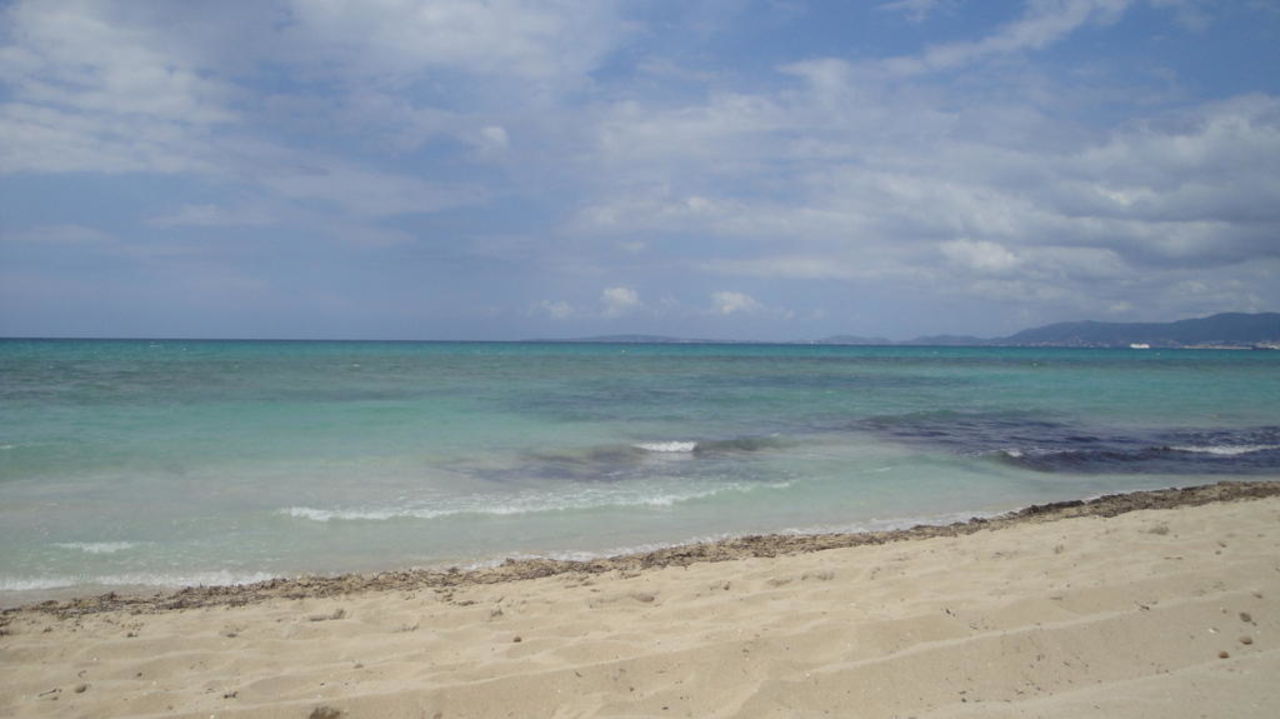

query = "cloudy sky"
[2,0,1277,341]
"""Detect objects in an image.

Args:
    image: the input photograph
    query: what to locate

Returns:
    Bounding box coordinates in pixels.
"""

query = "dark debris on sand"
[6,480,1279,619]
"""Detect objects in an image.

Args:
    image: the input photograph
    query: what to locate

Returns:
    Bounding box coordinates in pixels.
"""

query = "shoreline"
[4,479,1279,717]
[8,479,1278,618]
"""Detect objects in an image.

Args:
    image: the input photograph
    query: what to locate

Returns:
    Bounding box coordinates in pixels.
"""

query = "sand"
[2,481,1279,718]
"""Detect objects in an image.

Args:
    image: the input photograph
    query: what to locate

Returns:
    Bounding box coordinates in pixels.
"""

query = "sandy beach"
[3,481,1279,718]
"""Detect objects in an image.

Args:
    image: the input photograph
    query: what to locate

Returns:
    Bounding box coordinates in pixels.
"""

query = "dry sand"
[2,481,1279,718]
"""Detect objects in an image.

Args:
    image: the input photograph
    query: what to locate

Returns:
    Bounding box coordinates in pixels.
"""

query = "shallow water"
[2,339,1277,604]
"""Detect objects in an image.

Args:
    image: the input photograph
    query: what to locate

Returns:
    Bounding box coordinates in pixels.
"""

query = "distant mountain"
[534,334,735,344]
[811,335,893,346]
[1001,312,1280,348]
[899,334,990,347]
[529,312,1280,349]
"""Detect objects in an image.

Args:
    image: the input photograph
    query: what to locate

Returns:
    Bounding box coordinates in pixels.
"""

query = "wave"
[282,481,793,523]
[633,441,698,453]
[1170,444,1280,456]
[479,434,791,484]
[0,570,278,593]
[994,442,1280,474]
[52,541,140,554]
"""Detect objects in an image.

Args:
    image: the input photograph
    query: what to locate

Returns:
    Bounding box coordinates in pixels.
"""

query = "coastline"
[7,480,1278,616]
[3,480,1278,718]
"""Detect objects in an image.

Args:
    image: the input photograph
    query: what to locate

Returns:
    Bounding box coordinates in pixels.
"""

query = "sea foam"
[0,570,277,593]
[281,481,792,523]
[633,441,698,453]
[1170,444,1280,456]
[53,541,139,554]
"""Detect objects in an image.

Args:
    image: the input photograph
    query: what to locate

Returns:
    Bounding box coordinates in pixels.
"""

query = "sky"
[1,0,1278,341]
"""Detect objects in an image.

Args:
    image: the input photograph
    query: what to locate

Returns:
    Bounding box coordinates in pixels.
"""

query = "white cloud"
[1,224,115,245]
[472,125,510,157]
[279,0,624,85]
[877,0,950,23]
[940,239,1020,274]
[880,0,1134,75]
[257,161,486,217]
[0,102,219,175]
[594,93,787,181]
[2,1,1276,338]
[711,291,763,315]
[601,286,641,317]
[146,203,276,228]
[572,187,743,234]
[0,1,237,123]
[0,0,609,204]
[533,300,574,319]
[0,1,241,176]
[703,256,866,281]
[569,19,1280,326]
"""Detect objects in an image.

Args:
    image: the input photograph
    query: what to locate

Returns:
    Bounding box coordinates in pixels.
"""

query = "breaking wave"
[0,570,277,593]
[52,541,140,554]
[282,481,793,523]
[633,441,698,453]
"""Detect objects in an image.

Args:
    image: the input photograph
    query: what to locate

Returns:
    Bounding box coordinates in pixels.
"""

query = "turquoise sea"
[2,339,1278,605]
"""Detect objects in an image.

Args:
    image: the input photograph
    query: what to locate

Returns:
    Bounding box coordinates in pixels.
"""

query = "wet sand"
[3,481,1279,717]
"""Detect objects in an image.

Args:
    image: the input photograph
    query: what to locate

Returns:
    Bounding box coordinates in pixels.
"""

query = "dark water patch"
[472,435,792,484]
[997,444,1280,475]
[858,410,1097,453]
[860,410,1280,475]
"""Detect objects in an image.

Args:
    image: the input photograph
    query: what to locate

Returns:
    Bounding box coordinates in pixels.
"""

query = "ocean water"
[2,339,1278,604]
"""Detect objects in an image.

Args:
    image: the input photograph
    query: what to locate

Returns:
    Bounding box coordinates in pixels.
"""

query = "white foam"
[281,481,793,523]
[0,576,80,592]
[0,570,277,593]
[53,541,140,554]
[634,441,698,453]
[282,504,537,522]
[1170,444,1280,456]
[282,506,428,522]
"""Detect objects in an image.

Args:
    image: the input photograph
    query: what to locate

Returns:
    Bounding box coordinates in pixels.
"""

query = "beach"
[3,482,1278,718]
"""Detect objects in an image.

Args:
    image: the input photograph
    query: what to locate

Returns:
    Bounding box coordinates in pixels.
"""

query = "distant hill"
[528,312,1280,349]
[812,335,892,346]
[1001,312,1280,348]
[533,334,735,344]
[898,334,990,347]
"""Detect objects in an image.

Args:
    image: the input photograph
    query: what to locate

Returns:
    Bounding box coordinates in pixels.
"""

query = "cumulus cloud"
[0,1,238,176]
[568,3,1279,327]
[2,1,1276,339]
[471,125,510,157]
[711,291,763,315]
[941,240,1021,274]
[0,0,493,224]
[278,0,623,86]
[601,286,641,317]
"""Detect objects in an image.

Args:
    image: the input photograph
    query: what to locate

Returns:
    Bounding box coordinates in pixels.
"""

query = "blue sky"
[1,0,1277,341]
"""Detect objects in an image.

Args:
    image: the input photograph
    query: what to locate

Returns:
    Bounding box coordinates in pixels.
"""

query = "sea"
[2,339,1278,605]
